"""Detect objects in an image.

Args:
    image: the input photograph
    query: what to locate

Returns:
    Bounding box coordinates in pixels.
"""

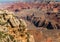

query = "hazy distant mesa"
[0,0,60,3]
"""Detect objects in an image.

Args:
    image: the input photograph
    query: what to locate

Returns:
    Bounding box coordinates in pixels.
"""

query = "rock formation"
[26,12,60,29]
[0,10,35,42]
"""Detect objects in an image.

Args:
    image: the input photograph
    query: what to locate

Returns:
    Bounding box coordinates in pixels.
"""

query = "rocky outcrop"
[26,13,60,29]
[0,10,35,42]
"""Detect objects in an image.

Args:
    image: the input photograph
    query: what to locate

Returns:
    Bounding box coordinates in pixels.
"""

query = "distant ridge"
[0,0,60,3]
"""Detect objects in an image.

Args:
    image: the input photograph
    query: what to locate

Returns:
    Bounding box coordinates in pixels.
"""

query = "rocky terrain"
[0,10,35,42]
[0,1,60,42]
